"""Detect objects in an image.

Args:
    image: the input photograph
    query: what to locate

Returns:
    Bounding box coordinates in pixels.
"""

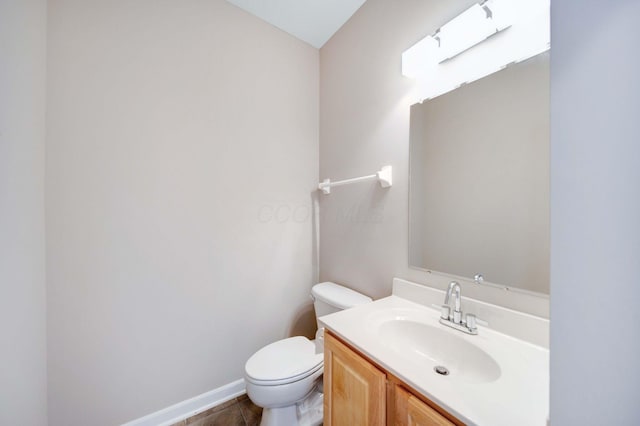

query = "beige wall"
[46,1,318,424]
[0,0,48,424]
[319,0,549,316]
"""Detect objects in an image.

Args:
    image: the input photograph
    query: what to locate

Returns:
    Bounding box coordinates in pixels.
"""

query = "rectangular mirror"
[409,52,549,294]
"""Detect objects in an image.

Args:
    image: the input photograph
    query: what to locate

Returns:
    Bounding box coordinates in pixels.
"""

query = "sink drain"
[434,366,450,376]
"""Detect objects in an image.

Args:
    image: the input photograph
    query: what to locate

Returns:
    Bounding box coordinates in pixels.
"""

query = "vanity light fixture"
[401,35,440,80]
[436,0,512,63]
[402,0,550,101]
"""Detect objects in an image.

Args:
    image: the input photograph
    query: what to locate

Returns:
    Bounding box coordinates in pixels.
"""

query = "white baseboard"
[121,379,246,426]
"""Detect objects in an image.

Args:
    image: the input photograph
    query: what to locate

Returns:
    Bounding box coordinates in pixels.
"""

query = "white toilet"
[244,282,372,426]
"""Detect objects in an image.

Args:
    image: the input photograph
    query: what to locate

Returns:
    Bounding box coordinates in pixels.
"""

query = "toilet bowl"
[245,337,323,425]
[244,282,372,426]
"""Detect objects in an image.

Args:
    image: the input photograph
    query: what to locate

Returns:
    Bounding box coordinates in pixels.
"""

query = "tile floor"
[170,394,262,426]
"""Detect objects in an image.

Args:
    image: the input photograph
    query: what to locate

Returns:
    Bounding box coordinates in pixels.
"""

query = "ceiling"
[225,0,367,48]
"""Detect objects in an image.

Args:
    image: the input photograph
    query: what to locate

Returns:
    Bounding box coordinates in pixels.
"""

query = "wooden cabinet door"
[394,385,456,426]
[324,331,386,426]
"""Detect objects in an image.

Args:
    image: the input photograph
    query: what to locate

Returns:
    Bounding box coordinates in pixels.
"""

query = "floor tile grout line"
[179,395,259,426]
[235,398,248,426]
[238,404,248,425]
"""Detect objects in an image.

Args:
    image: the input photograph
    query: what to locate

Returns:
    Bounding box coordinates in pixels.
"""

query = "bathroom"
[1,0,639,425]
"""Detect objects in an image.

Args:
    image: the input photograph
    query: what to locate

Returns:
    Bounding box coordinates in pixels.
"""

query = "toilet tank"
[311,282,372,327]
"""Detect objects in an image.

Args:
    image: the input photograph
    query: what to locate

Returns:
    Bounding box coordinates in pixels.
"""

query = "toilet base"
[260,405,297,426]
[259,389,323,426]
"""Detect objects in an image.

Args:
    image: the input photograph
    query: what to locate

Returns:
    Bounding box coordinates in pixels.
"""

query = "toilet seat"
[245,336,323,386]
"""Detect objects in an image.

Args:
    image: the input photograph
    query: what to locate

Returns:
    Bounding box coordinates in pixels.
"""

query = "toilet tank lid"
[311,282,372,310]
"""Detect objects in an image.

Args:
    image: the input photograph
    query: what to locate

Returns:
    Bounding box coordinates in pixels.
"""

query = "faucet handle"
[466,314,477,330]
[465,314,489,329]
[431,304,451,320]
[439,305,450,320]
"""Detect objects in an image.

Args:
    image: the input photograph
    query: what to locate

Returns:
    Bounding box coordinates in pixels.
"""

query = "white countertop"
[320,295,549,426]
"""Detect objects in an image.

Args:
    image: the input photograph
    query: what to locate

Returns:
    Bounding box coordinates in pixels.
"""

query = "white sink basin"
[376,318,501,384]
[319,292,550,426]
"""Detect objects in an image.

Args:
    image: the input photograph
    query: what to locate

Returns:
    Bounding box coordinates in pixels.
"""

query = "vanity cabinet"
[324,330,462,426]
[323,328,386,425]
[394,385,456,426]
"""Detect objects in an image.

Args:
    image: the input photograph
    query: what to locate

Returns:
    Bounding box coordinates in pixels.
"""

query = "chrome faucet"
[439,281,479,335]
[444,281,462,323]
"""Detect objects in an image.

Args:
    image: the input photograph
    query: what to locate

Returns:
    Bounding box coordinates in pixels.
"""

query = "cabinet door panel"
[324,332,386,426]
[395,385,456,426]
